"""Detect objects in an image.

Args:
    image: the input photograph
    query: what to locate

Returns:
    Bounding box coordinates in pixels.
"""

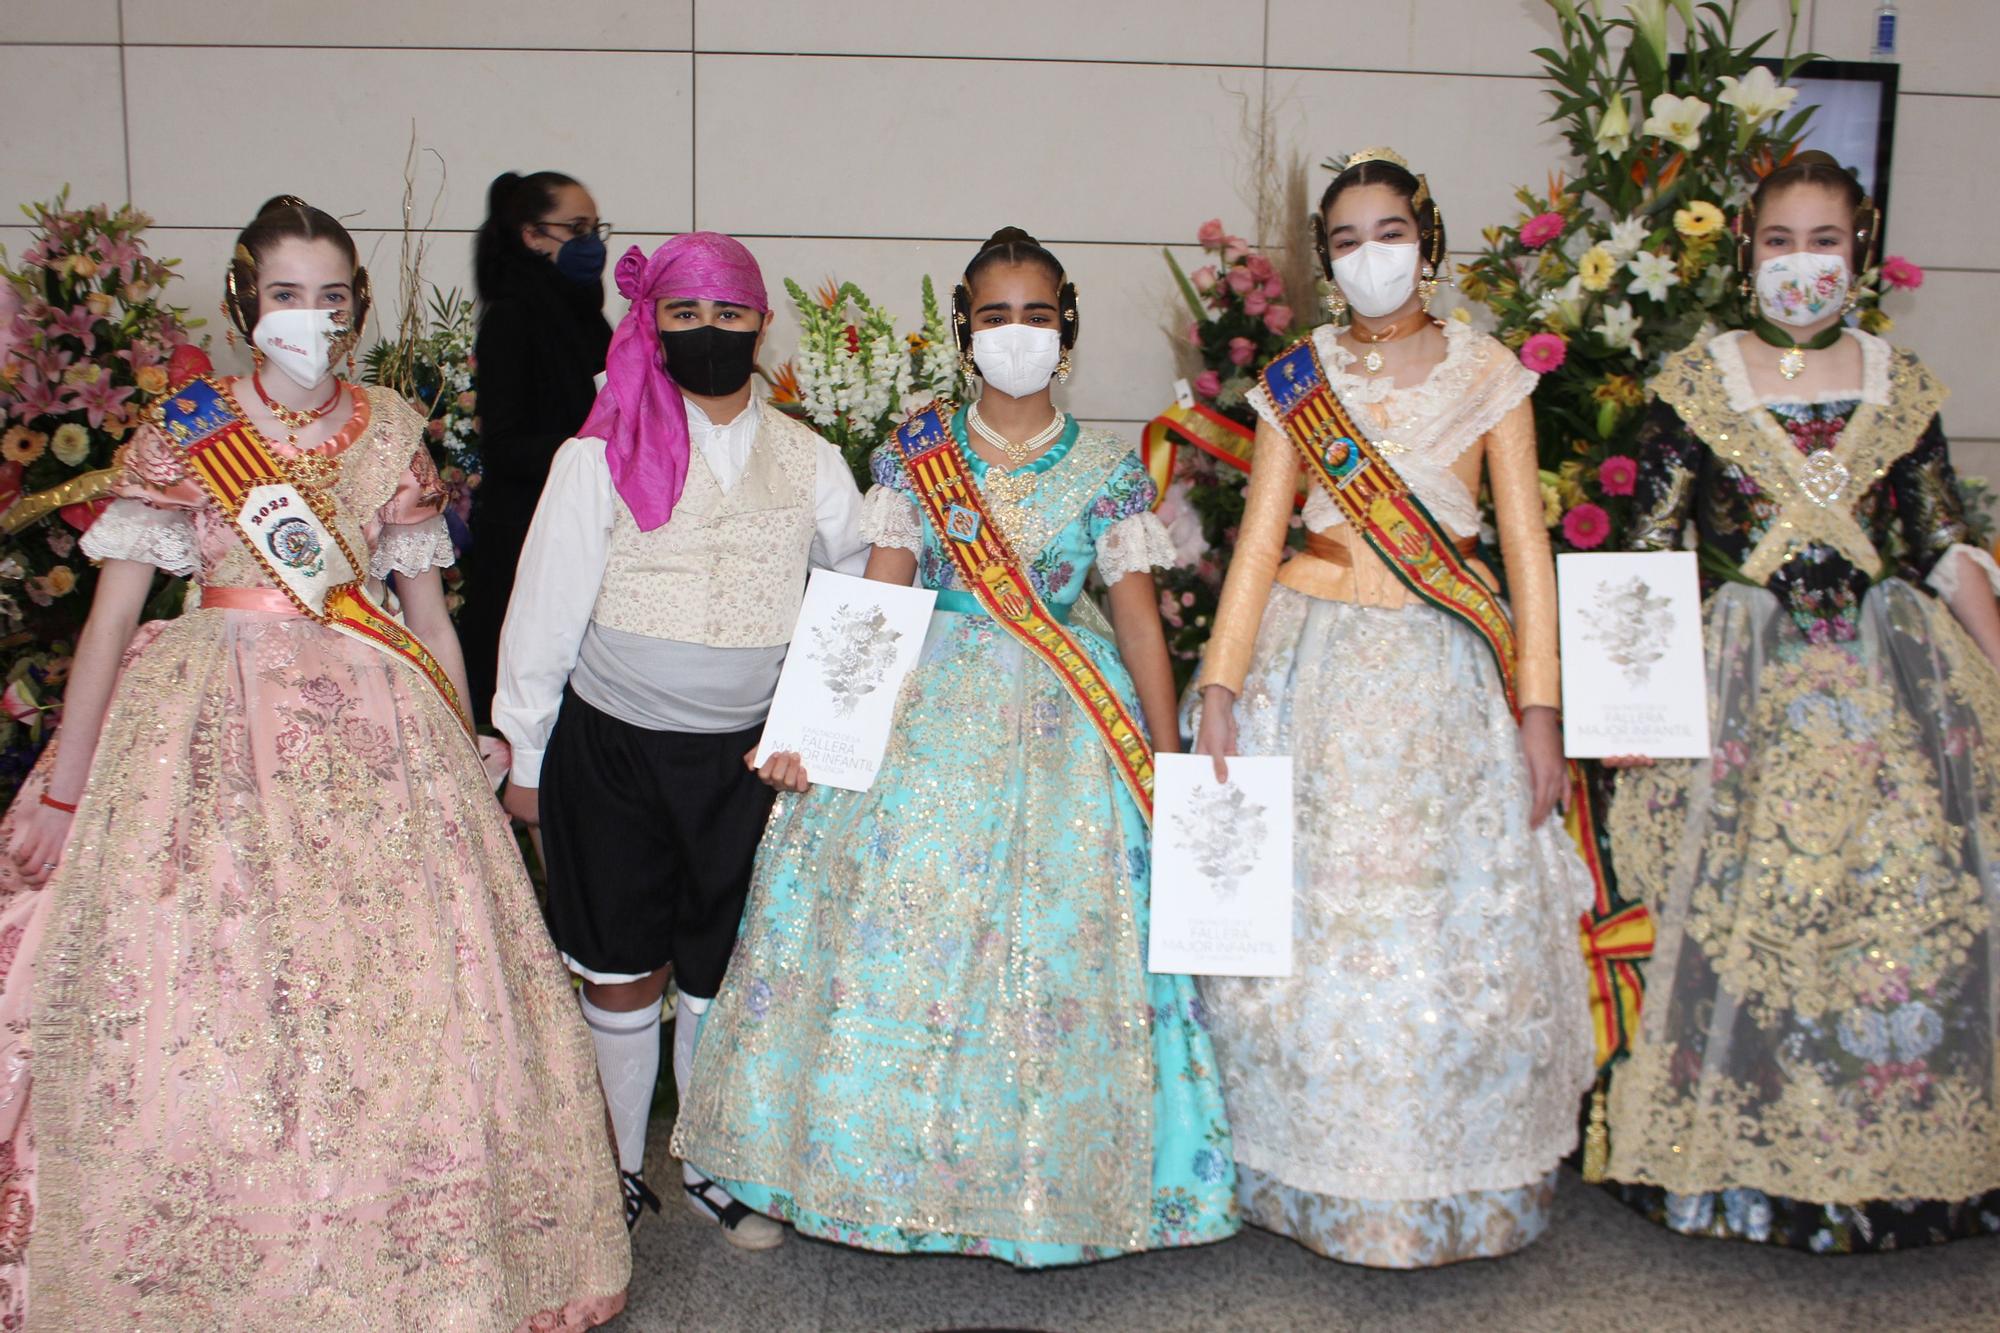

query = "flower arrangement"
[362,286,479,614]
[776,276,963,490]
[1455,0,1938,551]
[0,192,200,801]
[1148,221,1311,683]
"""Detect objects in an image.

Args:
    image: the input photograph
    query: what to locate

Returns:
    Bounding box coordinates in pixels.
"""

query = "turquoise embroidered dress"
[671,409,1238,1266]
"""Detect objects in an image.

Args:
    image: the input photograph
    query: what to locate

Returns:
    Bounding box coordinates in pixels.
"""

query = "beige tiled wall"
[3,1,1995,472]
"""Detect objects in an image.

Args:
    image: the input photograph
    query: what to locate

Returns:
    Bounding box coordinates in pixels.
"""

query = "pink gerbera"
[1519,211,1566,249]
[1519,332,1568,373]
[1562,502,1611,549]
[1598,454,1638,496]
[1880,256,1924,291]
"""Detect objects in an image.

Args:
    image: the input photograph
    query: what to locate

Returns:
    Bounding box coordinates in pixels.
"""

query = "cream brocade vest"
[592,408,819,648]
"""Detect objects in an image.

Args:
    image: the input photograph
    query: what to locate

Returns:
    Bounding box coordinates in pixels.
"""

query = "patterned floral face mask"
[1755,252,1850,328]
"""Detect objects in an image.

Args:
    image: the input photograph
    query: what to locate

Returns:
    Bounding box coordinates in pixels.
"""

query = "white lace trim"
[1925,543,2000,602]
[1711,327,1891,412]
[78,498,198,576]
[1252,322,1532,540]
[1094,511,1177,584]
[368,514,457,578]
[859,484,922,553]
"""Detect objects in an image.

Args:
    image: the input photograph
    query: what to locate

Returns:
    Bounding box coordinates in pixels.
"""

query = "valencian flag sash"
[1259,336,1653,1101]
[1140,400,1255,506]
[894,402,1155,820]
[156,376,473,737]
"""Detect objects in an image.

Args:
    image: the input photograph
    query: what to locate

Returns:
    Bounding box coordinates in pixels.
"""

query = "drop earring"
[1055,351,1072,385]
[1322,283,1348,323]
[1417,261,1439,306]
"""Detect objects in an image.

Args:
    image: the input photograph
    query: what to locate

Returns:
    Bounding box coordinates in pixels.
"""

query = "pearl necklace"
[968,402,1066,470]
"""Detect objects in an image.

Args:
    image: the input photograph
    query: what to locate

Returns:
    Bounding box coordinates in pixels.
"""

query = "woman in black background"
[463,170,614,725]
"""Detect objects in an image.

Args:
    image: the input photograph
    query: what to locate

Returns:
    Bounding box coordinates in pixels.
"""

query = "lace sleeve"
[1094,511,1177,584]
[78,498,199,575]
[368,513,457,578]
[858,484,923,553]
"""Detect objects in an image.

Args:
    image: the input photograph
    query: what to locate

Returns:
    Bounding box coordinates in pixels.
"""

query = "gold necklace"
[967,403,1065,522]
[253,370,343,432]
[968,402,1065,469]
[1347,317,1434,374]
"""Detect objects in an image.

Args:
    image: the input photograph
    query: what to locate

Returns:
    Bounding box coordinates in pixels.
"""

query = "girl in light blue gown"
[671,228,1237,1266]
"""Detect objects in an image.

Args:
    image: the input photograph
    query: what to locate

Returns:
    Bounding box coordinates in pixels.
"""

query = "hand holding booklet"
[753,569,937,791]
[1148,754,1294,978]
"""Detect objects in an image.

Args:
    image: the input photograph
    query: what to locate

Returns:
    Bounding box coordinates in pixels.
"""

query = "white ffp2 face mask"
[1755,252,1851,328]
[252,308,342,390]
[971,324,1063,399]
[1330,241,1421,319]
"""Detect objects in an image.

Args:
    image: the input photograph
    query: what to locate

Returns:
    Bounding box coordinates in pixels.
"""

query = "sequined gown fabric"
[1606,331,2000,1252]
[672,413,1239,1266]
[1192,323,1597,1268]
[0,385,630,1327]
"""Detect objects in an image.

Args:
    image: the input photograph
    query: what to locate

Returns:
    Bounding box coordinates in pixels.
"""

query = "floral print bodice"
[1629,333,1967,643]
[866,410,1163,611]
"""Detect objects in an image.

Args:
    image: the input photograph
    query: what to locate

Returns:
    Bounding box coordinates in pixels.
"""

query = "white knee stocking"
[580,993,664,1177]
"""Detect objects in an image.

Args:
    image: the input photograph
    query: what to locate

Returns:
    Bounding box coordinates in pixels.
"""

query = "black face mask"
[659,324,759,397]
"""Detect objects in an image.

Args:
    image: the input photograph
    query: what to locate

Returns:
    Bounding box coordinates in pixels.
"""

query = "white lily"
[1627,251,1681,303]
[1595,300,1645,357]
[1603,216,1650,261]
[1627,0,1670,65]
[1641,93,1710,153]
[1594,94,1633,155]
[1533,275,1589,333]
[1718,65,1799,145]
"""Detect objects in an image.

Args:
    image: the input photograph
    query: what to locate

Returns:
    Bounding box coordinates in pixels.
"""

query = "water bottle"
[1871,1,1898,60]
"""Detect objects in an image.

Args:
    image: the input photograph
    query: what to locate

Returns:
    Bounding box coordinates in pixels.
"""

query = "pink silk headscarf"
[579,232,770,531]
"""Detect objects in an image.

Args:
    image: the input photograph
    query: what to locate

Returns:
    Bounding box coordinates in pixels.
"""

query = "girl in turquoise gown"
[671,228,1238,1266]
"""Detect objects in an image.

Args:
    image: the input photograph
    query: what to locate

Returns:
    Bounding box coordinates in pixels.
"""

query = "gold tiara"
[1323,147,1412,177]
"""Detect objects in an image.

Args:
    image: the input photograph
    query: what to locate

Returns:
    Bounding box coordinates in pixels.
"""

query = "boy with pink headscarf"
[494,233,867,1247]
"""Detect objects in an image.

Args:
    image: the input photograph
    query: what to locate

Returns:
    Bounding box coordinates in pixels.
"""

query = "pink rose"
[1223,238,1250,264]
[1881,256,1924,291]
[1227,337,1256,367]
[1185,321,1204,348]
[1262,276,1286,299]
[1243,291,1269,317]
[1196,218,1227,248]
[1193,369,1222,398]
[1597,454,1638,496]
[1246,255,1275,282]
[1519,331,1568,373]
[1190,265,1218,293]
[1519,211,1566,249]
[1264,305,1293,335]
[1561,502,1611,550]
[1226,267,1256,295]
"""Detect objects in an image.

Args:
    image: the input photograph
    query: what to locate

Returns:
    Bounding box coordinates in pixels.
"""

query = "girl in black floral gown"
[1602,152,2000,1252]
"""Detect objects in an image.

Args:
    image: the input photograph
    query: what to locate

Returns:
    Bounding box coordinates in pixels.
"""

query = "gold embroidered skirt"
[1608,580,2000,1207]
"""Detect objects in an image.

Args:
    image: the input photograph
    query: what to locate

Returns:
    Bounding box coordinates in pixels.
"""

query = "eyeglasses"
[535,219,614,242]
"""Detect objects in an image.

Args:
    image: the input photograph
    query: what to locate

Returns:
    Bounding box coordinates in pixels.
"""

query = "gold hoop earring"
[1056,351,1072,385]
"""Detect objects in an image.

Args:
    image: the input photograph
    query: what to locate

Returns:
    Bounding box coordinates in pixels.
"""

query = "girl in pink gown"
[0,198,629,1328]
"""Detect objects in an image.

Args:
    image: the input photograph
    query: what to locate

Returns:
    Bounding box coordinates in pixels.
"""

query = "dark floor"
[616,1113,2000,1333]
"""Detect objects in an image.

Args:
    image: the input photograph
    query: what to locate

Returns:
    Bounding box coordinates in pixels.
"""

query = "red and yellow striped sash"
[893,403,1154,820]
